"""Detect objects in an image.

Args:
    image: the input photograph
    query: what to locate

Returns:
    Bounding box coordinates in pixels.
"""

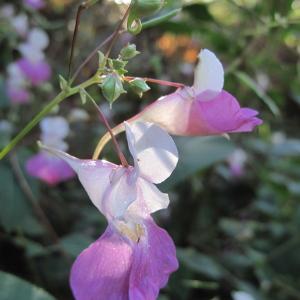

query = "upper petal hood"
[125,121,178,184]
[193,49,224,94]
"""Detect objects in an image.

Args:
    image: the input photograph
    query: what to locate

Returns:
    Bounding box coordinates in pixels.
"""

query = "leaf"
[161,136,234,189]
[59,233,94,257]
[0,271,56,300]
[177,248,226,280]
[0,161,43,236]
[235,71,280,116]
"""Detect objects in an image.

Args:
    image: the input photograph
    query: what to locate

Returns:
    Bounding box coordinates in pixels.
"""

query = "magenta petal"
[70,226,133,300]
[26,152,75,185]
[17,58,51,85]
[7,85,30,104]
[24,0,45,9]
[129,219,178,299]
[190,90,263,134]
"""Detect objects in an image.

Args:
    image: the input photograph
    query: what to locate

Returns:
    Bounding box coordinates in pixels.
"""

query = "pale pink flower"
[127,49,262,136]
[41,121,179,299]
[26,117,75,185]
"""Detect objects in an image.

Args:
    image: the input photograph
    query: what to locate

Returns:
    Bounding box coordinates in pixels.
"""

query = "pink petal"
[191,90,263,134]
[6,85,30,104]
[133,88,262,136]
[70,220,178,300]
[17,58,51,85]
[24,0,45,10]
[25,152,75,185]
[70,226,133,300]
[129,219,178,299]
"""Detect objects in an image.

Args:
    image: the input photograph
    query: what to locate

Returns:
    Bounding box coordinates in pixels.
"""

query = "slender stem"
[70,33,117,83]
[0,76,100,160]
[124,76,185,88]
[71,3,131,83]
[92,124,125,160]
[83,90,128,167]
[68,3,86,79]
[105,4,131,58]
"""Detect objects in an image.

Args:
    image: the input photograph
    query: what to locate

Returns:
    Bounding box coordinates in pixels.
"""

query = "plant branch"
[0,75,100,160]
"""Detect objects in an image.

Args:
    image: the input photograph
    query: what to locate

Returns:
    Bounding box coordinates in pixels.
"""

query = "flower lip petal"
[193,49,224,94]
[125,121,178,184]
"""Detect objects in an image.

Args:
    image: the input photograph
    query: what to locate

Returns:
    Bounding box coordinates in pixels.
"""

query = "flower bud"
[127,0,165,35]
[101,73,126,105]
[131,0,165,17]
[129,78,150,98]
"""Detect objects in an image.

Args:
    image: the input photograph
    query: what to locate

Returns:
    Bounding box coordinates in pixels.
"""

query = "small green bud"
[101,73,126,105]
[79,88,87,105]
[112,59,128,71]
[120,44,140,60]
[129,78,150,98]
[98,51,106,70]
[132,0,165,17]
[127,0,165,34]
[59,75,69,91]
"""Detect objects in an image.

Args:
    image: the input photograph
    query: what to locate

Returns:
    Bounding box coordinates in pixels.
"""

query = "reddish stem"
[125,76,185,88]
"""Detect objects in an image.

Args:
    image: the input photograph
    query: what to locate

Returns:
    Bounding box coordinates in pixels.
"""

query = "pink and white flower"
[128,49,262,136]
[26,117,75,185]
[41,121,179,299]
[17,28,51,85]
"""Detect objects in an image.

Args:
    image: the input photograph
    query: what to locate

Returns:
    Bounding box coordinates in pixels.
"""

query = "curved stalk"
[92,123,125,160]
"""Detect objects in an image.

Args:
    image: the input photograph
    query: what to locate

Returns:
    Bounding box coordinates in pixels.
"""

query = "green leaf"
[100,73,126,105]
[161,136,234,189]
[235,71,280,116]
[79,88,87,104]
[0,159,43,236]
[120,44,140,60]
[59,233,94,257]
[58,75,69,92]
[97,50,106,70]
[129,78,150,97]
[177,248,226,280]
[0,271,55,300]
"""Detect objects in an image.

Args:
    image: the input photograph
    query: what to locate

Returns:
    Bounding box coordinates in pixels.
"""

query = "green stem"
[0,75,99,160]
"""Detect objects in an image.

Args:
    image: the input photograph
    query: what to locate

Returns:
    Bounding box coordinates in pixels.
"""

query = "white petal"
[193,49,224,94]
[40,116,70,140]
[125,121,178,184]
[18,43,45,62]
[28,28,49,50]
[102,168,137,219]
[138,177,169,214]
[39,144,115,215]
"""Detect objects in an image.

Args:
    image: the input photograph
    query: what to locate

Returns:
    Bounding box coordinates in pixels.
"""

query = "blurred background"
[0,0,300,299]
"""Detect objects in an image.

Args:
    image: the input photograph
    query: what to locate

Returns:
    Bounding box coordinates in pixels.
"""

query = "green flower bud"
[132,0,165,17]
[120,44,140,60]
[129,78,150,98]
[101,73,126,105]
[127,0,165,35]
